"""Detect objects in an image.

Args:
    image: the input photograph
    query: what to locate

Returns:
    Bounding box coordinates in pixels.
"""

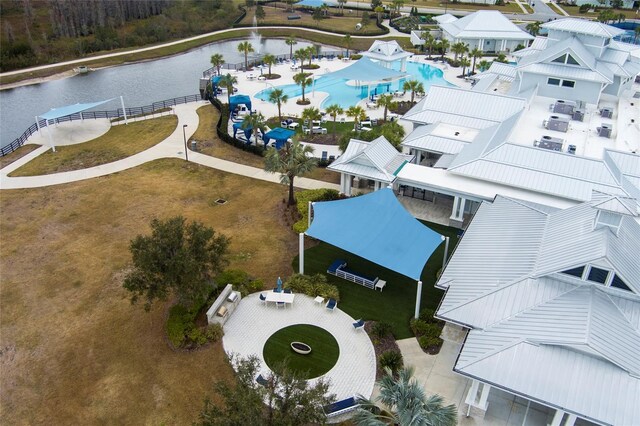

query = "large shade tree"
[353,367,458,426]
[123,216,229,311]
[198,355,334,426]
[264,140,316,205]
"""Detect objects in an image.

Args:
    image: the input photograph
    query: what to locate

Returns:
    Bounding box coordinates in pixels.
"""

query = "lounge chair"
[323,396,359,417]
[326,298,337,312]
[259,293,267,305]
[353,319,365,331]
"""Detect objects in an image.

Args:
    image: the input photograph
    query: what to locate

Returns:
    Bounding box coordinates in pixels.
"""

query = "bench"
[206,284,242,326]
[323,396,359,418]
[327,260,379,289]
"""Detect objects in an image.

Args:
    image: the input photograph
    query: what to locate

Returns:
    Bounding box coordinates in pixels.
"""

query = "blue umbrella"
[277,277,283,292]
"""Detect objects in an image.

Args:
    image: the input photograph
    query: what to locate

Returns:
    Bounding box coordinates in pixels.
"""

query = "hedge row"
[293,188,343,233]
[210,97,266,157]
[285,273,340,301]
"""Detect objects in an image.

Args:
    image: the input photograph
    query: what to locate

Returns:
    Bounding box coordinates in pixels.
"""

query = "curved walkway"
[0,102,340,191]
[222,293,376,401]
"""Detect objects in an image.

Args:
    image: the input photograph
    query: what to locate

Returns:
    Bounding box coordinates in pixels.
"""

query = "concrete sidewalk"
[0,101,339,192]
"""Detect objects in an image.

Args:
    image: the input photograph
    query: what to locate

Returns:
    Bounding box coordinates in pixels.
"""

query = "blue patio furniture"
[326,298,337,312]
[259,293,267,305]
[256,374,268,386]
[323,396,359,417]
[327,259,347,274]
[273,287,282,293]
[353,319,365,331]
[321,151,328,162]
[284,288,292,294]
[276,301,285,309]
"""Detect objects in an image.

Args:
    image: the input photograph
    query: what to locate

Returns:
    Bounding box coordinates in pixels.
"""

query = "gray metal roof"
[437,194,640,425]
[401,123,470,154]
[517,62,612,83]
[402,86,527,128]
[328,136,412,182]
[439,10,533,41]
[541,18,626,38]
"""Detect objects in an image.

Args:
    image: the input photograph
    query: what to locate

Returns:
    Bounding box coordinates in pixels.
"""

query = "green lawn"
[295,221,460,339]
[263,324,340,379]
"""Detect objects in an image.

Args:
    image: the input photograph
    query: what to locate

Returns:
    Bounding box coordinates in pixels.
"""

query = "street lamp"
[182,124,189,162]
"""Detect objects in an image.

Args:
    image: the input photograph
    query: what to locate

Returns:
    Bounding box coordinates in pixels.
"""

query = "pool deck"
[221,54,474,123]
[222,292,376,403]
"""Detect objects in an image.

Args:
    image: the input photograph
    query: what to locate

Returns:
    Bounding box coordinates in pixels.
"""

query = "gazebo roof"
[306,188,444,280]
[361,40,413,62]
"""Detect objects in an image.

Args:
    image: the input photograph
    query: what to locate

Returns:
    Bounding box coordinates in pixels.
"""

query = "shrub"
[579,3,592,12]
[418,335,442,350]
[410,319,442,338]
[350,54,363,60]
[419,308,438,323]
[379,350,404,375]
[371,321,393,339]
[188,327,208,346]
[216,269,263,296]
[285,273,340,301]
[167,305,192,347]
[205,323,224,342]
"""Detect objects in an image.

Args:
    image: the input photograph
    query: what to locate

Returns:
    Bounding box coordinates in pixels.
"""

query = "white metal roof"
[362,40,412,62]
[401,123,472,154]
[439,10,534,41]
[434,13,457,24]
[541,18,625,38]
[517,62,612,83]
[328,136,412,182]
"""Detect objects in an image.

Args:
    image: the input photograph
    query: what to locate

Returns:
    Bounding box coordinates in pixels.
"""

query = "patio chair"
[321,151,328,162]
[276,301,285,309]
[323,396,359,417]
[259,293,267,305]
[325,298,337,312]
[273,287,282,293]
[284,288,292,294]
[353,319,365,331]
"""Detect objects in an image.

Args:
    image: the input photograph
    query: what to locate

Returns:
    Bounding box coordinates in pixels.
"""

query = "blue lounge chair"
[259,293,267,305]
[353,319,365,331]
[323,396,359,417]
[326,298,337,312]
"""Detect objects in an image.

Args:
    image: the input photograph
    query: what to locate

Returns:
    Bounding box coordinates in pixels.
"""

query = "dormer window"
[587,266,609,284]
[551,53,580,66]
[561,265,633,294]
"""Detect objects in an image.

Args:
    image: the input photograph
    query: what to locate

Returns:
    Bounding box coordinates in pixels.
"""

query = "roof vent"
[594,210,622,235]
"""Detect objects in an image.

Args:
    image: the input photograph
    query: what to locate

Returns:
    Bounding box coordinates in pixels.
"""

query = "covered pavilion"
[263,127,295,149]
[361,40,413,72]
[229,94,252,113]
[300,188,448,317]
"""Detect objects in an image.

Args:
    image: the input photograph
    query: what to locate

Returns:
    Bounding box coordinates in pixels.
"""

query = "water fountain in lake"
[251,16,262,54]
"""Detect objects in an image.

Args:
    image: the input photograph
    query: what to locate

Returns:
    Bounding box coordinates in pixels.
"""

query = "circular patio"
[222,292,376,401]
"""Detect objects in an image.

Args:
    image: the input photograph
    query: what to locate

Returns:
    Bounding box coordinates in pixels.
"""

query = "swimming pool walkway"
[0,102,340,191]
[222,293,376,403]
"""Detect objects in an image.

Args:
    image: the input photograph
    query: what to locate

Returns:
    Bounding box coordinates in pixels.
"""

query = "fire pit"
[291,341,311,355]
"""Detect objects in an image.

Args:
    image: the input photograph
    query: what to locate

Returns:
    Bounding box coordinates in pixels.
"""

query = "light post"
[182,124,189,162]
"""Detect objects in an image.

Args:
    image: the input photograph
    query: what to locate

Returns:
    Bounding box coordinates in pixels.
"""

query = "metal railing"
[1,94,203,157]
[202,49,347,78]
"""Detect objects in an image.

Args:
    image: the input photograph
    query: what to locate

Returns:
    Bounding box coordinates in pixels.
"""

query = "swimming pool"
[254,61,453,109]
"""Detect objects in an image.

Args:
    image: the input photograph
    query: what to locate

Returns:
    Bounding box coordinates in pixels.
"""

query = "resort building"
[390,18,640,227]
[435,191,640,425]
[435,11,533,53]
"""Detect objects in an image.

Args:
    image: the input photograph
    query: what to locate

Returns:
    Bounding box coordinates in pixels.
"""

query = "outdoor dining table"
[288,122,299,129]
[265,292,295,306]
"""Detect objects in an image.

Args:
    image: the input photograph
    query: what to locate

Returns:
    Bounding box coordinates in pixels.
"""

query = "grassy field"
[0,159,303,424]
[241,6,386,35]
[295,221,459,339]
[263,324,340,379]
[194,105,339,185]
[9,116,177,177]
[559,4,639,19]
[399,0,526,14]
[0,144,40,169]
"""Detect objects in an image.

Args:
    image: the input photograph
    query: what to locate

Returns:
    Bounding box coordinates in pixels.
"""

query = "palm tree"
[376,94,397,122]
[460,57,471,77]
[470,48,483,74]
[438,39,450,61]
[285,36,297,60]
[293,73,312,103]
[337,0,347,15]
[264,140,317,206]
[220,73,237,106]
[423,32,436,58]
[305,45,315,68]
[403,79,424,103]
[268,89,288,122]
[301,106,322,127]
[392,0,405,15]
[374,5,385,23]
[346,105,366,130]
[242,112,265,145]
[210,53,225,76]
[237,41,254,71]
[294,48,307,72]
[263,53,277,76]
[353,367,457,426]
[343,34,352,58]
[477,60,490,72]
[451,42,468,61]
[325,104,343,141]
[525,20,541,36]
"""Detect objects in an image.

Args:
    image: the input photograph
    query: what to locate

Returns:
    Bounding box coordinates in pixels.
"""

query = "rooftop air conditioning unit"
[545,115,570,132]
[553,100,577,115]
[600,107,614,119]
[597,124,612,138]
[572,110,585,122]
[534,135,564,151]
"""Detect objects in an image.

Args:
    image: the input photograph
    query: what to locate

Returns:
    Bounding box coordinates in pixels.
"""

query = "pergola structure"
[300,188,449,317]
